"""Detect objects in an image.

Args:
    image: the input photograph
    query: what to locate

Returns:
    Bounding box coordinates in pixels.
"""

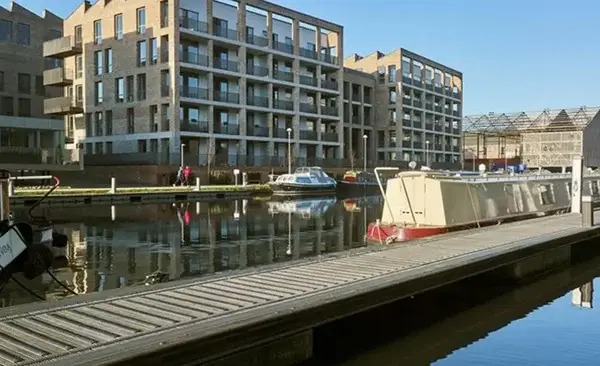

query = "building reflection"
[0,197,383,306]
[572,282,593,309]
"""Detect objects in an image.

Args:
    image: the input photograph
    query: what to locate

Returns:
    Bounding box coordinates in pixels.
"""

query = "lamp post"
[425,140,430,167]
[362,134,368,172]
[286,127,292,174]
[180,143,186,167]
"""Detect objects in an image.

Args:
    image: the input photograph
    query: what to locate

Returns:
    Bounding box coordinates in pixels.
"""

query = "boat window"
[296,176,312,184]
[538,183,555,205]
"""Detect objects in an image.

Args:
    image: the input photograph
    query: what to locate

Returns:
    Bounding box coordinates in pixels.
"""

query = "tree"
[348,147,357,171]
[206,138,215,184]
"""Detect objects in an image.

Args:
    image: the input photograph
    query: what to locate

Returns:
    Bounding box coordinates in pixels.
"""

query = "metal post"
[180,143,185,167]
[194,177,200,192]
[571,155,583,213]
[582,195,594,227]
[110,177,116,194]
[0,178,8,221]
[287,128,292,174]
[425,140,430,167]
[363,134,368,172]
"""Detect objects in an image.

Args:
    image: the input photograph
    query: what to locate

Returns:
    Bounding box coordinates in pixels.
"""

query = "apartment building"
[43,0,344,167]
[0,2,71,171]
[345,49,463,167]
[342,67,374,166]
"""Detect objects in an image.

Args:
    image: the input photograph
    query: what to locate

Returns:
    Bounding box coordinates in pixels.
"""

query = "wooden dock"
[0,212,598,365]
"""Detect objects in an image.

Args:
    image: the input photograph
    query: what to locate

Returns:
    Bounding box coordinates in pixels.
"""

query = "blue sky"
[3,0,599,115]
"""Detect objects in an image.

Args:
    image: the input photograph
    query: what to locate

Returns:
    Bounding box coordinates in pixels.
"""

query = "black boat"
[268,167,337,196]
[336,170,386,198]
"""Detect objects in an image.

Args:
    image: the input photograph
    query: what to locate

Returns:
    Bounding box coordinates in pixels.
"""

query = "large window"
[94,81,103,105]
[137,40,147,66]
[93,20,102,44]
[94,50,103,75]
[16,23,30,45]
[115,78,124,103]
[105,48,113,73]
[114,14,123,40]
[0,20,12,42]
[17,73,30,94]
[150,38,158,64]
[136,8,146,34]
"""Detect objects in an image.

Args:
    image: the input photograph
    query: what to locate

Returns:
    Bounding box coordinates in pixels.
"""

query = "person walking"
[183,165,191,186]
[174,166,184,186]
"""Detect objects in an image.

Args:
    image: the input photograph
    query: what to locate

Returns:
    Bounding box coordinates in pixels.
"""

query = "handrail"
[374,167,399,224]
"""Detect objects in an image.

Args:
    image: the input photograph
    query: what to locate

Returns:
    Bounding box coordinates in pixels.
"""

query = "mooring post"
[571,155,583,213]
[109,177,116,194]
[194,177,200,192]
[582,195,594,227]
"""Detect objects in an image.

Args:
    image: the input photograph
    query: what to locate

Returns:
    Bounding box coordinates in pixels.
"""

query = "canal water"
[3,196,382,307]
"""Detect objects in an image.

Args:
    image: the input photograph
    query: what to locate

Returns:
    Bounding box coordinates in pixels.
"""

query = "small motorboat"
[268,167,337,196]
[336,170,387,198]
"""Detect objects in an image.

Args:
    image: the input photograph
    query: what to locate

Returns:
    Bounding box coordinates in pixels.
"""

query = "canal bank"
[10,184,272,206]
[0,210,598,365]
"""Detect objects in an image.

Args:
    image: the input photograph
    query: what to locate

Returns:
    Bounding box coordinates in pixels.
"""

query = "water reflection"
[572,282,593,309]
[1,196,382,307]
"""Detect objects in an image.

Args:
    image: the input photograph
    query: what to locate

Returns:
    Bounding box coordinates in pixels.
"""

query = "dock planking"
[0,212,599,365]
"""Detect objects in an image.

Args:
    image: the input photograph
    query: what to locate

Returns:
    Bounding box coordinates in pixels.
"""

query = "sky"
[2,0,599,115]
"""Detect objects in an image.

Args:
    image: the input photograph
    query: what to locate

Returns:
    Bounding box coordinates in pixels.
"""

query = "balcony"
[413,79,423,88]
[247,95,268,108]
[43,35,81,58]
[412,100,422,108]
[425,123,433,131]
[321,105,338,116]
[246,64,268,77]
[213,26,238,41]
[247,125,269,137]
[247,34,268,47]
[214,123,240,135]
[434,86,444,94]
[179,18,208,33]
[425,82,434,91]
[413,121,423,129]
[273,70,293,83]
[0,147,67,166]
[413,142,423,149]
[452,110,460,117]
[452,128,460,135]
[181,87,208,100]
[434,124,443,132]
[299,75,317,87]
[213,91,239,104]
[213,58,239,72]
[425,102,433,110]
[364,95,372,104]
[402,119,411,127]
[299,130,318,140]
[434,106,442,113]
[181,120,209,133]
[388,141,396,148]
[299,103,317,114]
[273,41,293,54]
[180,52,209,67]
[402,75,411,85]
[273,99,293,111]
[43,67,73,86]
[44,97,83,115]
[402,141,411,148]
[321,79,338,90]
[444,87,453,97]
[319,54,338,65]
[452,91,460,99]
[434,144,443,151]
[273,128,289,138]
[322,132,338,142]
[299,47,318,60]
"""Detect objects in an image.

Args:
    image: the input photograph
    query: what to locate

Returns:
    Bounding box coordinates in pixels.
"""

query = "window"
[377,66,385,83]
[306,42,315,51]
[45,29,62,42]
[388,65,396,83]
[115,77,124,103]
[105,49,113,73]
[161,104,170,130]
[161,70,170,96]
[35,76,44,96]
[137,40,147,66]
[94,112,103,136]
[106,141,113,153]
[160,35,169,62]
[127,108,135,134]
[160,1,169,27]
[114,14,123,40]
[16,23,30,45]
[94,50,103,75]
[76,85,83,102]
[285,36,292,45]
[85,113,92,136]
[137,74,146,100]
[0,20,12,42]
[389,89,397,103]
[0,71,3,91]
[150,105,158,131]
[137,8,146,34]
[17,98,30,116]
[246,26,254,40]
[126,75,134,101]
[0,97,13,116]
[75,55,83,78]
[150,38,158,64]
[17,73,31,94]
[74,25,82,45]
[93,20,102,44]
[94,81,103,105]
[105,111,113,135]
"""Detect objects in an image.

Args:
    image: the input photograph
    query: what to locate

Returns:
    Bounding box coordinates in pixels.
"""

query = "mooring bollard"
[109,177,116,194]
[194,177,200,192]
[582,195,593,227]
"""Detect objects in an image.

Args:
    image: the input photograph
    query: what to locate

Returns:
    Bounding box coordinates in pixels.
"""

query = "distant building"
[463,107,600,171]
[0,2,77,172]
